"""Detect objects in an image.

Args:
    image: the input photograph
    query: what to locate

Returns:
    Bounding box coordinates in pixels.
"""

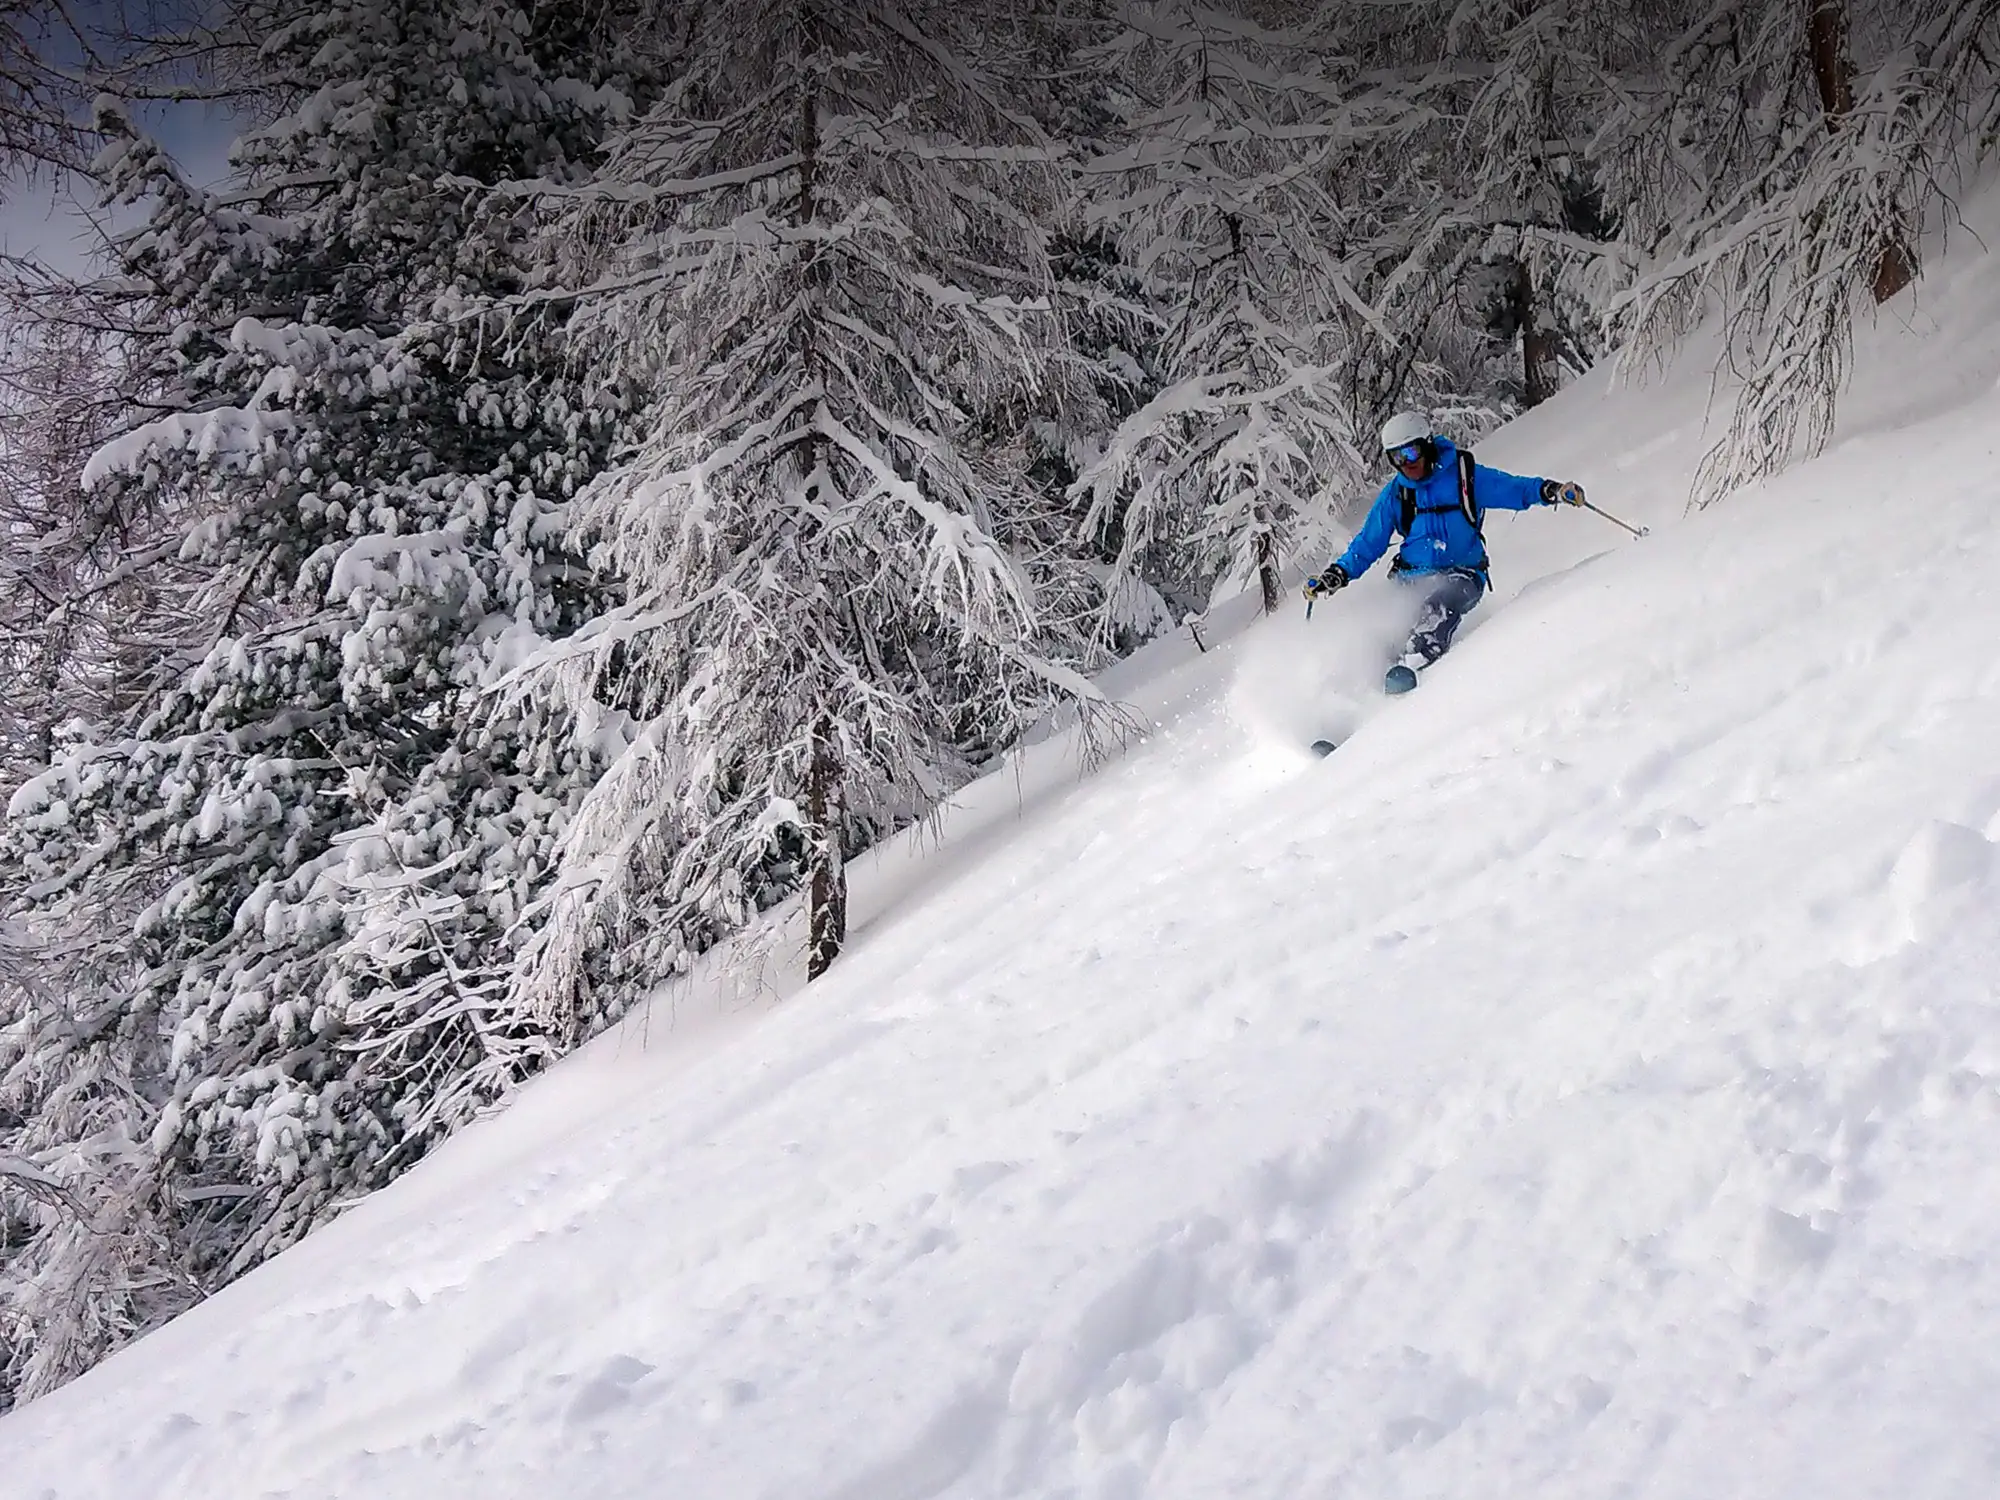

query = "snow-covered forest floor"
[8,139,2000,1500]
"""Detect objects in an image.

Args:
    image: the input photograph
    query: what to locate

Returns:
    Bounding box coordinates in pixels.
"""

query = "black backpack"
[1396,447,1486,572]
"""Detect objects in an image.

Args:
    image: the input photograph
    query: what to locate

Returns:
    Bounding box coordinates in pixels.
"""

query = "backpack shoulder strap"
[1398,451,1482,539]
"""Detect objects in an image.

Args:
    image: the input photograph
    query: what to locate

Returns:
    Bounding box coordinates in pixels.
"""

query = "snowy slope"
[9,195,2000,1499]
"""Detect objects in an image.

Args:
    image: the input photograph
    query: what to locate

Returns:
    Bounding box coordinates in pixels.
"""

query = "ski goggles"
[1388,441,1428,467]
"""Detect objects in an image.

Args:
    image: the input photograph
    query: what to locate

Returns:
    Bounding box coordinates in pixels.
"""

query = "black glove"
[1302,564,1350,599]
[1541,479,1586,506]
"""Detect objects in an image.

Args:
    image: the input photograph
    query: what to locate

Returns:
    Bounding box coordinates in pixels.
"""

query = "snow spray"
[1227,578,1421,750]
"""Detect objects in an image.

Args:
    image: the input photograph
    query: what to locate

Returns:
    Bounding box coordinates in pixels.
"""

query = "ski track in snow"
[13,193,2000,1500]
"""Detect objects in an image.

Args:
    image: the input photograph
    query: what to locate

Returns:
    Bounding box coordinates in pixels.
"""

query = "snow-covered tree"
[0,0,643,1398]
[1070,3,1376,620]
[0,317,117,778]
[1602,0,2000,502]
[1419,0,1634,409]
[0,904,198,1411]
[511,0,1113,995]
[1065,0,1633,610]
[0,306,203,1415]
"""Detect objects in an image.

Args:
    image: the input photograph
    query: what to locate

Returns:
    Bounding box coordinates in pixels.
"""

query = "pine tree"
[1,0,641,1399]
[508,0,1112,999]
[1070,2,1374,621]
[0,275,213,1422]
[986,2,1179,643]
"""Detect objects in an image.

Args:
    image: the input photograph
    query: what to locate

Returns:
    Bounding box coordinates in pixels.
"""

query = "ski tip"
[1383,664,1419,695]
[1309,739,1341,758]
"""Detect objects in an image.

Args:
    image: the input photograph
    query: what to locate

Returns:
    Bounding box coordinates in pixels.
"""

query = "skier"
[1303,411,1587,693]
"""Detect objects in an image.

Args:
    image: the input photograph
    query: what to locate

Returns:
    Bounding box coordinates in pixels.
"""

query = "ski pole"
[1580,498,1650,538]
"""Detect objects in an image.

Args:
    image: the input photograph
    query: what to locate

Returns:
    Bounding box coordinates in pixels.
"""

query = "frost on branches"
[1416,0,1627,410]
[0,0,638,1404]
[1603,0,2000,503]
[509,0,1114,1000]
[1072,4,1376,621]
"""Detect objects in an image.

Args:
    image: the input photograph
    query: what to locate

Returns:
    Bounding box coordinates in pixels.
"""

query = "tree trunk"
[1807,0,1915,301]
[796,20,819,228]
[1513,260,1562,409]
[1806,0,1854,118]
[1253,504,1281,614]
[794,10,845,983]
[805,713,846,981]
[30,609,65,767]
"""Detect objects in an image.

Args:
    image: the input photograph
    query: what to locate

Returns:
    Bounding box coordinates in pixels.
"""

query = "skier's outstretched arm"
[1331,483,1401,579]
[1475,462,1586,512]
[1473,463,1552,511]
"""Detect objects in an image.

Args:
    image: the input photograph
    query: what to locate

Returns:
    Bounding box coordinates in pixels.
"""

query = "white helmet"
[1379,410,1433,453]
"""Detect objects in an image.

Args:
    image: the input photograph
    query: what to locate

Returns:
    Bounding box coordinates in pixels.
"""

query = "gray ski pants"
[1397,567,1485,663]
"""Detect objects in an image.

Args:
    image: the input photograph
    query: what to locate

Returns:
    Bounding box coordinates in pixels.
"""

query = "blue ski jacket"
[1333,437,1552,581]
